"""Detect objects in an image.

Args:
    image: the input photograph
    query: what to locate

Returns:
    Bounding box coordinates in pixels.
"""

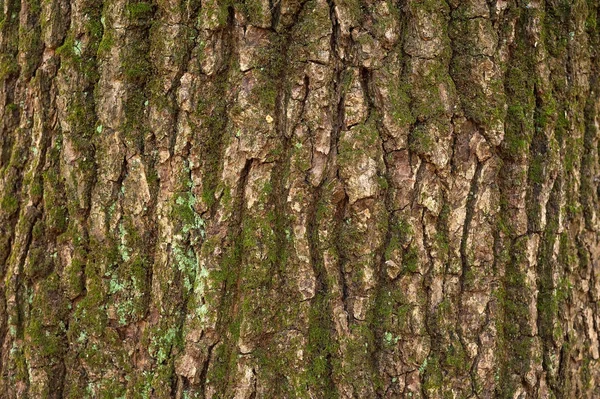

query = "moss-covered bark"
[0,0,599,398]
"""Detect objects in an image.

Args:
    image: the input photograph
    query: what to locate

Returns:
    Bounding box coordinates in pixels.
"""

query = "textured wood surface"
[0,0,599,397]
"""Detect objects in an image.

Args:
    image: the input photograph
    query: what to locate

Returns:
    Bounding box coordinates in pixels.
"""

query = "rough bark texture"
[0,0,599,398]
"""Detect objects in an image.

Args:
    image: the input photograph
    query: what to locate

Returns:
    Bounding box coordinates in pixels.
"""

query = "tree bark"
[0,0,599,397]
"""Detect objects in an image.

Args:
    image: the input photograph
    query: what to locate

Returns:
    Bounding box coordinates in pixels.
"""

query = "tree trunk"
[0,0,599,397]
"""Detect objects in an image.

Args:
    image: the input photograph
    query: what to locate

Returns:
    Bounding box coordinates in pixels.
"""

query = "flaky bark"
[1,0,599,397]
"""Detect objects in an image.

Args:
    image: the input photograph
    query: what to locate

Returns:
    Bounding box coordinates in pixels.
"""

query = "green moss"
[47,201,68,234]
[0,54,19,79]
[1,193,18,214]
[373,284,410,347]
[408,56,453,122]
[30,176,43,198]
[390,79,415,126]
[338,0,364,22]
[251,37,285,109]
[148,362,177,397]
[25,273,67,359]
[535,97,557,131]
[408,124,434,154]
[435,204,450,258]
[341,323,378,391]
[384,217,413,273]
[95,379,127,399]
[305,292,338,398]
[5,102,18,113]
[123,54,151,81]
[402,245,419,273]
[199,0,232,28]
[25,247,53,278]
[194,75,230,212]
[11,346,29,386]
[504,105,531,156]
[544,2,570,57]
[128,371,153,399]
[450,15,505,130]
[240,0,266,26]
[18,16,43,77]
[291,0,331,57]
[443,342,469,372]
[338,118,380,172]
[69,260,108,339]
[97,29,114,56]
[57,36,81,62]
[66,261,85,296]
[253,340,307,398]
[497,236,534,397]
[24,0,41,15]
[126,2,153,19]
[501,18,537,160]
[87,13,104,40]
[528,154,544,185]
[26,318,62,357]
[422,355,443,393]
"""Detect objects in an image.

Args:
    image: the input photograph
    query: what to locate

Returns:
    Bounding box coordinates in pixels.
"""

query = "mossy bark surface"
[0,0,599,398]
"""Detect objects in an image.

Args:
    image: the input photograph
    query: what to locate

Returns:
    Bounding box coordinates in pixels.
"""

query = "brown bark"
[0,0,599,398]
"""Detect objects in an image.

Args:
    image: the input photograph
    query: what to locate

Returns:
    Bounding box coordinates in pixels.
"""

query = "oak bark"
[0,0,599,398]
